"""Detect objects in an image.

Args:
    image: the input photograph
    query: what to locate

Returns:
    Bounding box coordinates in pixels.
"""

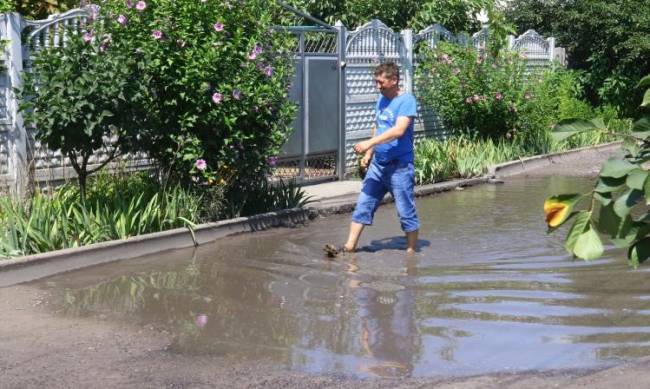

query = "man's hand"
[360,154,371,169]
[354,140,374,154]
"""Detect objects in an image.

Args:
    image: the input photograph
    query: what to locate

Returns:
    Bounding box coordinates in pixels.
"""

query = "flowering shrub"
[416,41,529,140]
[98,0,297,192]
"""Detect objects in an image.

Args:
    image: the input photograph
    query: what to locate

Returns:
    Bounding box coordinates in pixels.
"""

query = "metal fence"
[0,6,559,196]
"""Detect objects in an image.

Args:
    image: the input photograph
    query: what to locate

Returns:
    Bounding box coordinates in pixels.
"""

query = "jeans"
[352,160,419,233]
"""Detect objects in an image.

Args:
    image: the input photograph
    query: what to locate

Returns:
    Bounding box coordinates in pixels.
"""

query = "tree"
[504,0,650,117]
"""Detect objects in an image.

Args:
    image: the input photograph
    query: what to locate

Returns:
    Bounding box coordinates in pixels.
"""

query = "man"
[326,62,419,256]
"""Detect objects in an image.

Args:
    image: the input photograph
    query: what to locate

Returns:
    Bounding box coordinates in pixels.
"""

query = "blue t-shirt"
[373,93,417,164]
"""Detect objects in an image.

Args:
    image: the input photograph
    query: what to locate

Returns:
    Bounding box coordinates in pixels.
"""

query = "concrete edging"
[0,208,312,287]
[487,141,622,178]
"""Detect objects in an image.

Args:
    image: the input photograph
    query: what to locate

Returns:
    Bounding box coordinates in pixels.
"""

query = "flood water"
[31,176,650,378]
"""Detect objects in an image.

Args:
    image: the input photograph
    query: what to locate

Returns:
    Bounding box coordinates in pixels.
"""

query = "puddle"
[30,176,650,378]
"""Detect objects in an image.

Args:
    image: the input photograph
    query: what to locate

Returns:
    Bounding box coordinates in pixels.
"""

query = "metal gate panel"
[306,57,339,154]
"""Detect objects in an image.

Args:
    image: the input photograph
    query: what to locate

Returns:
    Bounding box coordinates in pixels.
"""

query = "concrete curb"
[488,141,622,178]
[0,208,313,287]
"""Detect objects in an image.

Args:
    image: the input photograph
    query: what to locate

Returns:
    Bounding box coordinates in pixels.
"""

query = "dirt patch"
[2,284,650,389]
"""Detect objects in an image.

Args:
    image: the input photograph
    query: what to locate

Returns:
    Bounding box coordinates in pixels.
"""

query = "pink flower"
[267,156,278,166]
[195,159,207,171]
[152,30,163,40]
[232,89,242,100]
[135,1,146,11]
[213,22,224,32]
[117,14,127,26]
[495,92,503,101]
[472,94,480,103]
[212,92,223,104]
[125,0,133,8]
[83,32,93,43]
[263,65,273,77]
[247,51,257,60]
[195,314,208,328]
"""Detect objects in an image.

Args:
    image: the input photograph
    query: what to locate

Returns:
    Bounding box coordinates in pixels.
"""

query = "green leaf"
[600,158,638,178]
[565,211,591,253]
[594,176,627,193]
[572,225,604,260]
[597,203,622,237]
[593,191,613,206]
[638,75,650,88]
[626,169,649,190]
[629,237,650,267]
[614,188,644,218]
[632,117,650,139]
[552,118,606,142]
[642,89,650,108]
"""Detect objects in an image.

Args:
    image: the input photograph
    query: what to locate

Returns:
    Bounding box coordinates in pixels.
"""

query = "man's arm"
[354,116,412,154]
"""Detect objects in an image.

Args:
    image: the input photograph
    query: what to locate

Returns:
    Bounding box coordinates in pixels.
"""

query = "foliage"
[11,0,78,19]
[0,0,13,13]
[0,172,201,258]
[416,41,530,140]
[414,135,522,184]
[417,40,620,154]
[544,74,650,265]
[504,0,650,117]
[289,0,493,31]
[19,10,147,202]
[223,179,313,218]
[97,0,297,196]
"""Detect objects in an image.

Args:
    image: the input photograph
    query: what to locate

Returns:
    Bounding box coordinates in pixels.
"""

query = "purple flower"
[152,30,163,40]
[253,44,263,55]
[212,92,223,104]
[117,14,127,26]
[125,0,133,8]
[135,1,146,11]
[263,65,273,77]
[195,314,208,328]
[213,22,224,32]
[83,32,93,43]
[495,92,503,101]
[267,156,279,166]
[195,159,207,171]
[232,89,241,100]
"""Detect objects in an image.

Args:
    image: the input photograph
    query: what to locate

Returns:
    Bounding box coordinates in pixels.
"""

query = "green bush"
[99,0,297,195]
[416,41,530,140]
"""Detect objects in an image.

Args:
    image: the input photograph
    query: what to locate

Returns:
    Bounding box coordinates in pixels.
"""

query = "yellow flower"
[544,200,569,228]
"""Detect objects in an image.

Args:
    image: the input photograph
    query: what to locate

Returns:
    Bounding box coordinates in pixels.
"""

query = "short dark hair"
[374,62,400,81]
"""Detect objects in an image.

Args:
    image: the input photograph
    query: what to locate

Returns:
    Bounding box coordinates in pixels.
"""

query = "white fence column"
[335,20,347,180]
[4,12,27,198]
[400,29,413,94]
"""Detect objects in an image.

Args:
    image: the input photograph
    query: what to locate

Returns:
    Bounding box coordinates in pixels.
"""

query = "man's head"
[374,62,400,98]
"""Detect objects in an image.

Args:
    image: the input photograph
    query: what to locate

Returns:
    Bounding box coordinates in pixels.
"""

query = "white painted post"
[547,37,555,64]
[335,20,347,180]
[507,34,515,51]
[5,12,27,198]
[401,29,413,94]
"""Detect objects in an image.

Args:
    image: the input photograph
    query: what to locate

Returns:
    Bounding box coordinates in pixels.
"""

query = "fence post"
[547,36,555,64]
[5,12,26,199]
[335,20,347,180]
[401,28,413,94]
[507,34,515,51]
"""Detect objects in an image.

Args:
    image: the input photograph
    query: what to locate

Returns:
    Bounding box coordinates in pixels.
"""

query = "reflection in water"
[37,176,650,378]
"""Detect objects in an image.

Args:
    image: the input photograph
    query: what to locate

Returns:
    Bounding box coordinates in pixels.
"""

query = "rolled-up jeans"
[352,159,419,233]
